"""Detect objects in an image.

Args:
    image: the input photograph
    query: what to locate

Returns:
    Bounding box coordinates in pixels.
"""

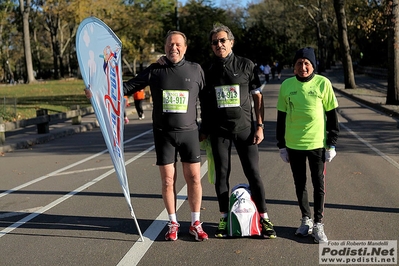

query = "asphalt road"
[1,75,398,266]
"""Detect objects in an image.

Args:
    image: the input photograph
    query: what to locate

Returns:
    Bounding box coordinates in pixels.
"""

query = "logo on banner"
[101,45,122,158]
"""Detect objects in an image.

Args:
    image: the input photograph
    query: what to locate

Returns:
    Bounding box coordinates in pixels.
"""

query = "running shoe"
[312,222,328,243]
[215,217,227,238]
[295,216,314,236]
[189,221,208,241]
[260,218,277,239]
[165,221,179,241]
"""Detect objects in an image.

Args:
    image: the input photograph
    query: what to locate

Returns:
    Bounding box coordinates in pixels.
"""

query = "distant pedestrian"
[263,63,271,83]
[271,62,276,79]
[124,112,129,124]
[259,64,265,74]
[276,47,339,243]
[276,61,283,80]
[133,89,145,120]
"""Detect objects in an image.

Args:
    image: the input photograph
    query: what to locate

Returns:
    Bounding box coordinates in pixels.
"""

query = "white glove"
[325,147,337,162]
[279,148,290,163]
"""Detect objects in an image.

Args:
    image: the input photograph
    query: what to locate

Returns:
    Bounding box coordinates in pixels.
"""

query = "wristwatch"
[257,124,264,129]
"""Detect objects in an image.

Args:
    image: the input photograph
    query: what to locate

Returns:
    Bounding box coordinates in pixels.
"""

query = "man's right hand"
[84,85,92,99]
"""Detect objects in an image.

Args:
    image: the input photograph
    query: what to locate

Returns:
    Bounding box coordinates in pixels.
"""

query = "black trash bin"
[36,109,49,134]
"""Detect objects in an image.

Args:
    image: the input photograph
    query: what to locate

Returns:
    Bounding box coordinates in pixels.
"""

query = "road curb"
[334,87,399,120]
[0,120,99,153]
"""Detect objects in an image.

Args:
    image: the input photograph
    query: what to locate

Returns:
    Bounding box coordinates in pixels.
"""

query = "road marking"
[0,145,155,238]
[0,130,153,199]
[0,207,44,219]
[0,130,154,238]
[117,161,208,266]
[340,123,399,170]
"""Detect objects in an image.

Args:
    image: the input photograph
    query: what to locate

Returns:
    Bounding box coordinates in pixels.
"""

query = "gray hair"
[208,23,235,43]
[165,30,187,45]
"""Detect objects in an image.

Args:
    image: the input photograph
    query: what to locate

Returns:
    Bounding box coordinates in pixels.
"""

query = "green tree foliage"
[119,0,175,74]
[347,0,389,67]
[178,0,228,66]
[246,0,302,66]
[244,0,338,69]
[0,0,395,95]
[0,0,19,83]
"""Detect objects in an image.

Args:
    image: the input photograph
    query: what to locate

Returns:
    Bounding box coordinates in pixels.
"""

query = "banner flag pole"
[76,16,144,242]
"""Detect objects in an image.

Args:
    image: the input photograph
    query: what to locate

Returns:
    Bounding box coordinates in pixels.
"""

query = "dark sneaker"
[165,221,179,241]
[215,217,228,238]
[189,221,208,241]
[260,218,277,239]
[295,216,313,236]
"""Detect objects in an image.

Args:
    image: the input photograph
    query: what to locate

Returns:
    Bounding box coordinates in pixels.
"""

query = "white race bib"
[163,90,189,113]
[215,84,240,108]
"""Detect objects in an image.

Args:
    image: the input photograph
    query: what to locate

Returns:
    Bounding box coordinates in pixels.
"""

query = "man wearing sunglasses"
[199,23,276,239]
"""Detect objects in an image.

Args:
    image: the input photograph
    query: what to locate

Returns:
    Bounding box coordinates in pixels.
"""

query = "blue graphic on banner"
[76,17,143,241]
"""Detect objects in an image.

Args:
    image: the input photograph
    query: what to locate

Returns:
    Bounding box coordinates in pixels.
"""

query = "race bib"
[215,84,240,108]
[163,90,189,113]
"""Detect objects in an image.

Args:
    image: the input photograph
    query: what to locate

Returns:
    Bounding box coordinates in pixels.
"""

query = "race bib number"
[215,84,240,108]
[163,90,189,113]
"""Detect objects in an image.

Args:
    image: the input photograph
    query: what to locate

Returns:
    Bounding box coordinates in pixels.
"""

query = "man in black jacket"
[200,24,276,239]
[89,31,208,242]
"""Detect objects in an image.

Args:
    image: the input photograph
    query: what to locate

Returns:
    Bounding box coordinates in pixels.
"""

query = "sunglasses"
[211,38,230,46]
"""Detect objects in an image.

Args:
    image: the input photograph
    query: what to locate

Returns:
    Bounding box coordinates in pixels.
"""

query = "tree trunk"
[19,0,37,83]
[387,0,399,104]
[122,57,134,74]
[333,0,356,89]
[33,28,42,79]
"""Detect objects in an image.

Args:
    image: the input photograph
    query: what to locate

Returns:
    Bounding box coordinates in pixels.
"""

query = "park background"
[1,0,398,122]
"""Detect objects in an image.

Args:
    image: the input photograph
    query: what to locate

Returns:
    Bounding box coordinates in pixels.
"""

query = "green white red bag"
[227,184,262,237]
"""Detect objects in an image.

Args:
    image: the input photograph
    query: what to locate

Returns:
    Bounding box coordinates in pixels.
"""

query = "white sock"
[169,213,177,223]
[191,212,200,225]
[260,213,269,220]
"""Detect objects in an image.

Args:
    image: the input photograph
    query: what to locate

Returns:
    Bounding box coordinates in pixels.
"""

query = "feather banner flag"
[76,17,143,241]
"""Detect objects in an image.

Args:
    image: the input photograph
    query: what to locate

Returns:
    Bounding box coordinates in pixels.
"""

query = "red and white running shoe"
[165,221,179,241]
[189,221,208,241]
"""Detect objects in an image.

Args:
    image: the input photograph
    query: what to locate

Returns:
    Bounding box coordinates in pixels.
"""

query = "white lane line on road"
[0,145,155,238]
[0,130,153,199]
[340,123,399,170]
[52,142,155,176]
[117,161,209,266]
[0,207,44,219]
[53,165,114,176]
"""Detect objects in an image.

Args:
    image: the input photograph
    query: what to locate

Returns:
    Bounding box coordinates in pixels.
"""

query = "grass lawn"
[0,79,90,122]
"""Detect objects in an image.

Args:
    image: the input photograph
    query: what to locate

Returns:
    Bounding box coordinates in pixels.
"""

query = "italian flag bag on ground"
[227,184,262,237]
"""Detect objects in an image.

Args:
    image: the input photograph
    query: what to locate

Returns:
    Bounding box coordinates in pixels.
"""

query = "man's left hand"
[325,148,337,162]
[253,128,264,145]
[156,55,167,65]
